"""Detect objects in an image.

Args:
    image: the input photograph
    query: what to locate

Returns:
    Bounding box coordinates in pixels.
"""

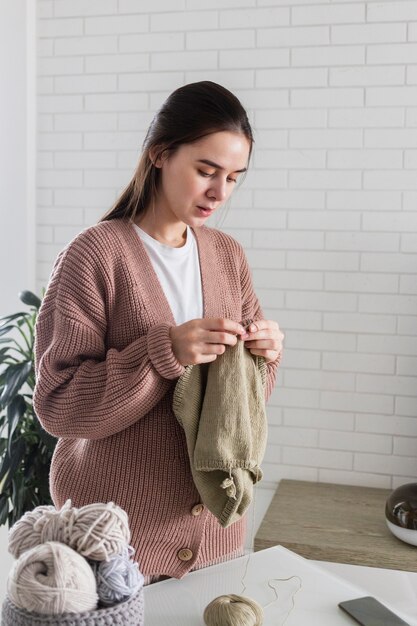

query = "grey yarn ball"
[90,546,144,607]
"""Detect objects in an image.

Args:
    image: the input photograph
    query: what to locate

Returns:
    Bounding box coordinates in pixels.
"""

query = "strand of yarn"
[265,576,302,625]
[202,465,301,625]
[7,541,98,616]
[8,500,130,561]
[239,467,302,625]
[203,464,264,626]
[90,545,144,607]
[204,594,263,626]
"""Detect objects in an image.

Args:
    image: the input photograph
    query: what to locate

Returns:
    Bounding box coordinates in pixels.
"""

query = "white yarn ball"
[7,541,98,616]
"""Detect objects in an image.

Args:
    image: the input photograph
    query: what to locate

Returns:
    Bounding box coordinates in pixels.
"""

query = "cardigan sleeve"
[238,243,281,402]
[33,239,185,441]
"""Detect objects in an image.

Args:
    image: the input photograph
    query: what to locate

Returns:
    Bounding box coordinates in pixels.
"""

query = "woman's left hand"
[240,320,284,363]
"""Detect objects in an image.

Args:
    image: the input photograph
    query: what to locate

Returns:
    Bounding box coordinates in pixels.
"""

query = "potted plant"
[0,290,56,528]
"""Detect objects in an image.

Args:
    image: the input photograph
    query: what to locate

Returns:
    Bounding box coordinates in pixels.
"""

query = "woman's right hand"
[169,318,247,366]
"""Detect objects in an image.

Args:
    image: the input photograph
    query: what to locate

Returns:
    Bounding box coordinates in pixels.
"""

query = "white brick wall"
[36,0,417,490]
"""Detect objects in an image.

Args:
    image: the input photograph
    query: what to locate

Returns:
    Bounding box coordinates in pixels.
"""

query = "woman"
[33,81,284,582]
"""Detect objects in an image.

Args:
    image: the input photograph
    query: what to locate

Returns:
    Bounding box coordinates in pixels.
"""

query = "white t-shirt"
[133,224,203,325]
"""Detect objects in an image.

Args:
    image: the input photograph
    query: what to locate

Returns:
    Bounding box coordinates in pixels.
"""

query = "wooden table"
[254,479,417,572]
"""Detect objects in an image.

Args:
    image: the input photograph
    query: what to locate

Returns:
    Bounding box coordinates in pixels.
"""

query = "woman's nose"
[207,179,227,202]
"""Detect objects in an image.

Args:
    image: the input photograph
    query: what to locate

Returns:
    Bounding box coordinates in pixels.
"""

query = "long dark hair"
[100,81,254,222]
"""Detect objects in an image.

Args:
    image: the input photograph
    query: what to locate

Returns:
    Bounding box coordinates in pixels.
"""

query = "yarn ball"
[203,594,264,626]
[66,501,130,560]
[8,505,56,559]
[8,500,131,561]
[7,541,98,616]
[90,545,144,607]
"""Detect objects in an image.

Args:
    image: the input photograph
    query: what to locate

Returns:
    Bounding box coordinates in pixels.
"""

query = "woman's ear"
[149,146,169,168]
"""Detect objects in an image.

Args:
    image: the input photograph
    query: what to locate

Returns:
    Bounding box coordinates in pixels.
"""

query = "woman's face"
[151,131,250,228]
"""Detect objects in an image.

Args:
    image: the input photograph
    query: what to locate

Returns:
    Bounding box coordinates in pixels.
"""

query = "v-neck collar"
[110,218,219,326]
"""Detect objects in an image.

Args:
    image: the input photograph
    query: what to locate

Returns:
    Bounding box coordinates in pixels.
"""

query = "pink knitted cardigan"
[33,218,280,579]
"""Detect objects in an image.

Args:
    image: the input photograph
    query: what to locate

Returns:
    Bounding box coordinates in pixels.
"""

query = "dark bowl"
[385,483,417,546]
[385,483,417,529]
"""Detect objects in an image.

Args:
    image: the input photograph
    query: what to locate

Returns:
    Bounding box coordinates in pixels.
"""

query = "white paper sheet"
[144,546,417,625]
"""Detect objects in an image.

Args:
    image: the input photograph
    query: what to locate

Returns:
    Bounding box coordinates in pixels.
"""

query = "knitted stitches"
[173,340,267,527]
[1,588,144,626]
[33,218,280,579]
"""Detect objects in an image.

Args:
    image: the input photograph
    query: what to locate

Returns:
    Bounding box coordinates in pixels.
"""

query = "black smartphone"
[338,596,411,626]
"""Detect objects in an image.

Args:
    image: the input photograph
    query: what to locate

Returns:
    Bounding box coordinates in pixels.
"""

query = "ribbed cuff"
[147,323,185,380]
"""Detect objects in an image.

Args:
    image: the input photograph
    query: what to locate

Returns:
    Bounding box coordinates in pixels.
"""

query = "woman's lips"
[197,206,214,216]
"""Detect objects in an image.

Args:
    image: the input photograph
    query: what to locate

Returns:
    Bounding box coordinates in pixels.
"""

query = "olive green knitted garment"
[172,340,267,528]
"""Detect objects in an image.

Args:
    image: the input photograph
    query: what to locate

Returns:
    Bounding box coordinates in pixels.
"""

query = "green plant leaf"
[7,395,27,457]
[0,333,28,359]
[35,423,57,453]
[0,288,53,528]
[0,449,11,492]
[0,347,13,362]
[0,438,25,493]
[0,361,33,409]
[15,323,31,354]
[0,313,27,325]
[19,291,41,309]
[0,495,9,525]
[12,474,26,522]
[0,325,14,338]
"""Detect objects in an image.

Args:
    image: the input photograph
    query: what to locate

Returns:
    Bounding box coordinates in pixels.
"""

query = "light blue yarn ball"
[91,545,144,607]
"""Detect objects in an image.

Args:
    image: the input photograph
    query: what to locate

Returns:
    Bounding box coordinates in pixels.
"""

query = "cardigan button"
[191,504,204,516]
[177,548,193,561]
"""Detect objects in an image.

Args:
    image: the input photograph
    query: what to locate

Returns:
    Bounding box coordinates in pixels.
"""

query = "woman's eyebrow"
[196,159,247,173]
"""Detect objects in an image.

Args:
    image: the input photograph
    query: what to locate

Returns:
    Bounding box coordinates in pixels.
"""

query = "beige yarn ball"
[204,594,264,626]
[68,501,130,560]
[8,505,56,559]
[8,500,130,561]
[7,541,98,615]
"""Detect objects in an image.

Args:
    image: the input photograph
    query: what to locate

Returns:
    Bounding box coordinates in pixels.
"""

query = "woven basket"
[1,587,144,626]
